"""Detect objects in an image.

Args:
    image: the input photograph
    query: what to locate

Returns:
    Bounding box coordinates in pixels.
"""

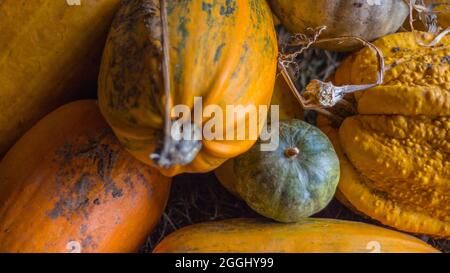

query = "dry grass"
[142,47,449,253]
[143,173,449,253]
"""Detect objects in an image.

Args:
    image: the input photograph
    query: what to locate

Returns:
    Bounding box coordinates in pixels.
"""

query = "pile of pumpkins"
[0,0,447,253]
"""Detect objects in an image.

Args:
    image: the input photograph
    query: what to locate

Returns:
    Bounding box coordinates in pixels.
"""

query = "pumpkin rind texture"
[0,0,121,157]
[271,77,304,121]
[269,0,409,51]
[154,218,439,253]
[328,32,450,237]
[0,100,171,253]
[217,120,340,222]
[348,32,449,116]
[98,0,278,176]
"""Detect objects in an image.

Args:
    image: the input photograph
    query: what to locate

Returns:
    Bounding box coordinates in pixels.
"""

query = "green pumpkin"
[216,119,340,222]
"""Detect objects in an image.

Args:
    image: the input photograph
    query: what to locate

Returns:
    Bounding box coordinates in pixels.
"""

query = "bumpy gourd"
[0,0,121,157]
[269,0,408,51]
[322,31,449,237]
[154,218,439,253]
[0,101,171,253]
[98,0,278,176]
[216,120,339,222]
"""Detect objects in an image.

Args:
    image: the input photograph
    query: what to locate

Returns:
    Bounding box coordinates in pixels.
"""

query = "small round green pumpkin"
[216,119,340,222]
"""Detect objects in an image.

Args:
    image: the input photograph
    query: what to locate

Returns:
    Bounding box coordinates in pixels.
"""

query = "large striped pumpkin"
[98,0,278,176]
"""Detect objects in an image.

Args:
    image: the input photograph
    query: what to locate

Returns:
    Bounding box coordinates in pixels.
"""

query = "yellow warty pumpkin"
[320,32,449,238]
[98,0,278,176]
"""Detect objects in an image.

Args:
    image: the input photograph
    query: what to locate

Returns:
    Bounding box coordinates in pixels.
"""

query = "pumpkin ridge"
[353,44,450,87]
[382,47,450,88]
[199,2,250,108]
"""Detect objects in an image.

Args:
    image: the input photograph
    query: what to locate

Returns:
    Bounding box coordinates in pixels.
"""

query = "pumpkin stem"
[149,0,202,169]
[278,34,385,125]
[284,147,300,159]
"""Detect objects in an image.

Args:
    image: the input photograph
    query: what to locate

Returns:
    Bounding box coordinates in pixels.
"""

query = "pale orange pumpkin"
[0,100,171,253]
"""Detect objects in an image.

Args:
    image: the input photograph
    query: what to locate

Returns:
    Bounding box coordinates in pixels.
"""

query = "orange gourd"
[154,218,439,253]
[98,0,278,176]
[0,100,171,253]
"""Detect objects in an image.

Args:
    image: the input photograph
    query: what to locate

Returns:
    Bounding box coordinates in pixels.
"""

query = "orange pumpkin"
[98,0,278,176]
[0,100,171,253]
[0,0,121,157]
[154,218,439,253]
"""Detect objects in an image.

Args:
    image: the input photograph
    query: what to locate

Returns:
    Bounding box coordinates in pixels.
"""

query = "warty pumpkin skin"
[322,32,450,237]
[269,0,409,51]
[0,100,171,253]
[98,0,278,177]
[0,0,121,157]
[216,120,339,223]
[154,218,439,253]
[343,32,450,116]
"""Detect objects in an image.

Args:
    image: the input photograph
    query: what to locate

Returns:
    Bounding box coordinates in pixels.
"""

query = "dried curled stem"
[278,33,385,124]
[279,26,327,66]
[150,0,202,169]
[405,0,450,46]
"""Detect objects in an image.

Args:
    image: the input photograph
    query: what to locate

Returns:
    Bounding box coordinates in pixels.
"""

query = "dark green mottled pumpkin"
[216,119,340,222]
